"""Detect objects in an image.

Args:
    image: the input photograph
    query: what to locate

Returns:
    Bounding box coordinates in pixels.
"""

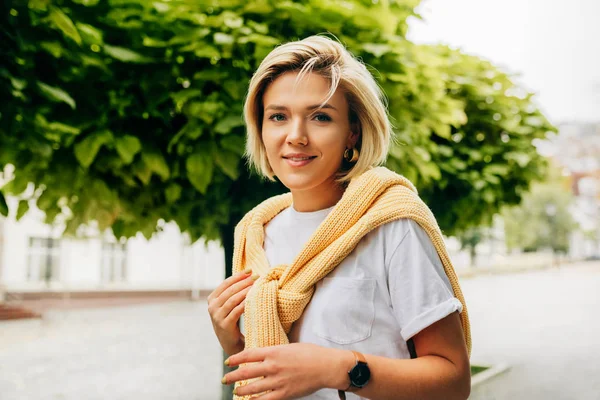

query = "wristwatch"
[338,350,370,400]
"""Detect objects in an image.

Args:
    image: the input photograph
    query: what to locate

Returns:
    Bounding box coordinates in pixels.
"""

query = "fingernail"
[221,376,227,385]
[224,357,230,366]
[251,273,260,281]
[243,267,252,274]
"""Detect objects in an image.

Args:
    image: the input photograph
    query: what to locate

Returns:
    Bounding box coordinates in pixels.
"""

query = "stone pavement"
[465,262,600,400]
[1,261,599,400]
[0,301,223,400]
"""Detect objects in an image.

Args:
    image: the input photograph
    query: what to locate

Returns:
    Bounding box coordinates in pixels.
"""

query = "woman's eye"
[268,113,286,122]
[313,113,332,122]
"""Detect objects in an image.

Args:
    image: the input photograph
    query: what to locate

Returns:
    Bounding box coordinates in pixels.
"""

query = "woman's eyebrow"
[264,104,288,111]
[306,103,338,112]
[264,104,338,112]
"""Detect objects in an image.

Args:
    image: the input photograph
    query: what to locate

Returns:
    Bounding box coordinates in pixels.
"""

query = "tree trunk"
[219,219,237,400]
[0,218,5,304]
[469,245,477,268]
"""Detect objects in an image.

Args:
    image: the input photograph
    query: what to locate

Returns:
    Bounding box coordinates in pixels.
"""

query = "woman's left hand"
[223,343,349,399]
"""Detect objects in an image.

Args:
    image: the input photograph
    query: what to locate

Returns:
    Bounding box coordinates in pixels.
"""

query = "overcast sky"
[407,0,600,125]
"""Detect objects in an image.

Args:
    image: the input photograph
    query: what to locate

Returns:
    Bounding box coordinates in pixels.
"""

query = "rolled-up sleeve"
[388,220,463,341]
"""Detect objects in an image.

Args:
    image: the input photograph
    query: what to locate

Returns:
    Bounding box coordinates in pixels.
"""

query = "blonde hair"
[243,35,392,182]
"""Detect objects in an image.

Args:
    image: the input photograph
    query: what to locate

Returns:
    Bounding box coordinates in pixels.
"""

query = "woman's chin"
[277,174,328,193]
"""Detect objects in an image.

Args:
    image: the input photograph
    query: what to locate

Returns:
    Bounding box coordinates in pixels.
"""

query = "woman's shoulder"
[375,217,423,242]
[362,218,435,266]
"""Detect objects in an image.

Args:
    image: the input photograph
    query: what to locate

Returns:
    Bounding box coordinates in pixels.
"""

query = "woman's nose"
[286,119,308,146]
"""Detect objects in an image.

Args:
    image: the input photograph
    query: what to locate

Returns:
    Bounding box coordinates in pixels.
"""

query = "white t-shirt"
[257,204,463,399]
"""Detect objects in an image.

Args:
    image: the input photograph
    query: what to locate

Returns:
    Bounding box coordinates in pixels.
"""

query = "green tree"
[1,0,553,252]
[457,227,488,267]
[503,169,577,257]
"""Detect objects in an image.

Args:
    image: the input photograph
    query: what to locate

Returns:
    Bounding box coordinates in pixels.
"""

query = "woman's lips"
[283,156,316,167]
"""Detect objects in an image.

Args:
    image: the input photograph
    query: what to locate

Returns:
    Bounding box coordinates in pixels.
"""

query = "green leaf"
[16,200,30,221]
[2,174,29,195]
[171,89,203,107]
[142,149,170,181]
[132,158,152,185]
[214,32,234,45]
[40,41,63,58]
[505,152,531,168]
[214,150,240,180]
[74,130,114,168]
[96,209,114,231]
[29,0,49,11]
[214,115,244,134]
[104,45,153,63]
[193,45,220,59]
[115,135,142,164]
[0,192,8,217]
[186,101,222,124]
[413,147,431,162]
[48,7,82,45]
[75,22,103,44]
[361,43,391,58]
[37,82,76,109]
[186,150,213,194]
[37,189,56,210]
[165,183,182,203]
[72,0,100,6]
[484,164,510,176]
[220,135,246,156]
[238,33,279,47]
[46,121,80,135]
[168,120,202,153]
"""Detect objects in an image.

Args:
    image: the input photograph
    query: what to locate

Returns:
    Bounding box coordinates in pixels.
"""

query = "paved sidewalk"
[465,262,600,400]
[0,301,223,400]
[1,262,599,400]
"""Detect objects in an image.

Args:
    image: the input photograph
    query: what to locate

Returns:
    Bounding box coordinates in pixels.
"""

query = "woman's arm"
[330,311,470,400]
[223,311,470,400]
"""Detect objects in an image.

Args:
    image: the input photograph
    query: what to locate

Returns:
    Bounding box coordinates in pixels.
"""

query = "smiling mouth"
[283,156,317,161]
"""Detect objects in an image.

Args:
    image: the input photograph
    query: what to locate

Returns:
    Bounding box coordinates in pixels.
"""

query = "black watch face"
[349,362,370,387]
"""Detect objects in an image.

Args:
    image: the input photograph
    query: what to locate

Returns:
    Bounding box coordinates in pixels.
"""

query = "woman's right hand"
[207,268,257,356]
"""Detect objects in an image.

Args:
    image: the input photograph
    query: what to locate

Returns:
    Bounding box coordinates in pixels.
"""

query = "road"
[465,262,600,400]
[0,262,598,399]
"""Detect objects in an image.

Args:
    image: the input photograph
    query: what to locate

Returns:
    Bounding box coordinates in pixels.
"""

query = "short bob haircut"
[243,35,392,182]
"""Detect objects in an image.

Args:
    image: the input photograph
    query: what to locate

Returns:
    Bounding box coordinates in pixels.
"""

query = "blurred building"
[551,122,600,259]
[0,194,225,301]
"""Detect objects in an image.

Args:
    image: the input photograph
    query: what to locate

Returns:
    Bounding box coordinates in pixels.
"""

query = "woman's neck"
[290,180,345,212]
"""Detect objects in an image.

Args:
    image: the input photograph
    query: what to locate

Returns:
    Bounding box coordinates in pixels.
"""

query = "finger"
[223,363,268,385]
[208,269,252,303]
[226,347,268,367]
[232,377,276,398]
[224,297,247,326]
[251,389,283,400]
[220,287,251,322]
[216,276,255,308]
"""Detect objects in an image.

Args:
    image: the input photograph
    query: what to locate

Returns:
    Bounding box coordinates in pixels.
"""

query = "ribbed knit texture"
[231,167,471,399]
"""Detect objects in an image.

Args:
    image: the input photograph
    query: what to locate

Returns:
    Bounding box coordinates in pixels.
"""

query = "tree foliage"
[1,0,554,244]
[502,168,577,253]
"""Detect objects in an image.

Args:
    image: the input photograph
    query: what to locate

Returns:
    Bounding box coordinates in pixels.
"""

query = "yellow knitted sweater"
[232,167,471,399]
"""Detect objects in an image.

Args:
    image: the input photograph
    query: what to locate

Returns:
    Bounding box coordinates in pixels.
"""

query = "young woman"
[208,35,471,400]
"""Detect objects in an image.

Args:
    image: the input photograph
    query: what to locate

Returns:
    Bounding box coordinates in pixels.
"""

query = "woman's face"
[261,71,357,192]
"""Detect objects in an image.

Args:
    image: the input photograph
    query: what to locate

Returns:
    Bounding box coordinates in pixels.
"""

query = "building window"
[101,242,128,283]
[27,237,61,283]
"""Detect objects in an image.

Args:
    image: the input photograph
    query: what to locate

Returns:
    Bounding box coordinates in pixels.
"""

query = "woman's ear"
[348,130,360,148]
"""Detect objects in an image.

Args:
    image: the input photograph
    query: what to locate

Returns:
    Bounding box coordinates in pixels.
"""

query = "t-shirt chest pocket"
[311,277,376,345]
